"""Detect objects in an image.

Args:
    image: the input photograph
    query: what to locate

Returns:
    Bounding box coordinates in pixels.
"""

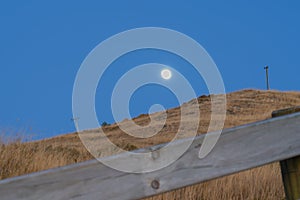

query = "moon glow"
[161,69,172,80]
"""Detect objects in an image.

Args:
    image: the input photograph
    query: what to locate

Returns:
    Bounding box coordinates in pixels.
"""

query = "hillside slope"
[37,89,300,153]
[1,89,300,199]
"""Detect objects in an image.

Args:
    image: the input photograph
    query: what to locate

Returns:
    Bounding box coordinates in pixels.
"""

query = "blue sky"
[0,1,299,140]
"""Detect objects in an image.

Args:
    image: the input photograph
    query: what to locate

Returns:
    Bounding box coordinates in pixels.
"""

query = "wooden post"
[272,106,300,200]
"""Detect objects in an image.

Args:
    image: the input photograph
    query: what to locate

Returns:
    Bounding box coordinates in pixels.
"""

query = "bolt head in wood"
[151,151,160,160]
[151,180,160,189]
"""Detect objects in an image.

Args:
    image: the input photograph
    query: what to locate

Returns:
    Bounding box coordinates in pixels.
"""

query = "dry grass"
[0,137,93,180]
[0,89,300,199]
[145,163,285,200]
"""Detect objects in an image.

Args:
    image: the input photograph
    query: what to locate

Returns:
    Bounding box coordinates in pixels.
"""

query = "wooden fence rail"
[0,112,300,200]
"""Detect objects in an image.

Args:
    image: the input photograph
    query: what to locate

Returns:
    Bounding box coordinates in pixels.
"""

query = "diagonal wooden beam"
[0,112,300,200]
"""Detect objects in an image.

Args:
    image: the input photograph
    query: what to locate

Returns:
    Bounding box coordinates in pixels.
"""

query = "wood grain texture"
[273,106,300,200]
[0,112,300,200]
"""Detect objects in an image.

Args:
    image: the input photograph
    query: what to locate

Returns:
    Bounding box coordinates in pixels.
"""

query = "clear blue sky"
[1,1,299,140]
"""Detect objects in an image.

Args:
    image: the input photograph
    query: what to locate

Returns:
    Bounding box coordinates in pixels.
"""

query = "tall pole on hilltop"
[264,66,270,90]
[71,117,80,132]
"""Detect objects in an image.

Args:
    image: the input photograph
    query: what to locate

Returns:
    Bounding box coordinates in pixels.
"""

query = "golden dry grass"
[0,137,92,180]
[145,163,284,200]
[0,89,300,199]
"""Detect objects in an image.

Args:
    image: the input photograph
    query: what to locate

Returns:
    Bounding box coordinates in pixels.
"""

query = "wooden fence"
[0,109,299,200]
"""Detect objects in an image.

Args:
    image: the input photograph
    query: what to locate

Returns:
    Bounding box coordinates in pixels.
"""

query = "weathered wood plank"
[0,113,300,200]
[273,107,300,200]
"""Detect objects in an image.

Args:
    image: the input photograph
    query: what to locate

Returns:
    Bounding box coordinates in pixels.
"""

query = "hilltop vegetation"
[1,89,300,199]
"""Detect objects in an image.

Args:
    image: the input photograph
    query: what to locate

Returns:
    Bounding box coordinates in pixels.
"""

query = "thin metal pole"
[264,66,270,90]
[71,117,80,131]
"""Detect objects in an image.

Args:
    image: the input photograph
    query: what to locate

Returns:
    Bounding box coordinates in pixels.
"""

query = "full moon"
[161,69,172,80]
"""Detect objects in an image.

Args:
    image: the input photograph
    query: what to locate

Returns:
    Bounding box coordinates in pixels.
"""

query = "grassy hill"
[1,89,300,199]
